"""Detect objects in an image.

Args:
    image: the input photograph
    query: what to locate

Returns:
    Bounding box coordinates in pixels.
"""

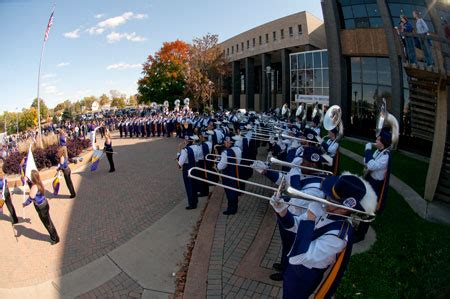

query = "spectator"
[413,10,434,66]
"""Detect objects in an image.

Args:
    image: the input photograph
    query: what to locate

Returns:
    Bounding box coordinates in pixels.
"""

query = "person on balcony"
[413,10,434,67]
[398,15,417,65]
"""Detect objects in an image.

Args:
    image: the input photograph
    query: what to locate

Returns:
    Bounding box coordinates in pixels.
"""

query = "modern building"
[219,11,326,112]
[321,0,449,202]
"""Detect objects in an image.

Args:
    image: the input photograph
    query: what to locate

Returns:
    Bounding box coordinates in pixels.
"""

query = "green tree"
[138,39,190,104]
[80,96,97,111]
[128,95,138,107]
[19,108,37,131]
[62,108,73,121]
[111,97,126,108]
[99,94,110,106]
[31,98,49,119]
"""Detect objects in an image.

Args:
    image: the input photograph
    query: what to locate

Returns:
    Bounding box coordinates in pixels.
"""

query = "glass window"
[305,52,313,69]
[259,36,262,45]
[378,86,393,109]
[362,84,378,106]
[369,17,383,28]
[352,5,368,18]
[322,88,329,96]
[342,6,353,19]
[366,4,379,17]
[322,69,329,88]
[322,51,328,68]
[231,46,234,54]
[377,58,391,86]
[281,29,284,39]
[351,57,362,83]
[298,24,302,34]
[253,38,255,47]
[291,71,298,88]
[241,42,244,51]
[227,48,229,55]
[314,88,323,95]
[265,33,269,43]
[289,27,293,36]
[355,17,370,28]
[305,70,314,87]
[298,70,305,87]
[362,57,377,84]
[345,19,356,28]
[298,54,306,69]
[291,55,298,70]
[247,40,249,49]
[313,52,322,69]
[273,31,276,41]
[314,70,323,88]
[236,44,239,52]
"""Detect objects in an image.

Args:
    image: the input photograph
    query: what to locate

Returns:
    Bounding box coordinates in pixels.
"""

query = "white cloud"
[57,62,70,67]
[86,27,105,35]
[106,32,146,43]
[76,89,92,95]
[87,12,148,36]
[56,92,65,96]
[45,85,57,94]
[106,63,141,70]
[63,28,80,39]
[42,73,56,79]
[94,13,105,19]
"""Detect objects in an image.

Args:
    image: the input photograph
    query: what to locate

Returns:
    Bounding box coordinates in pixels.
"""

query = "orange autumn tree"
[138,40,190,105]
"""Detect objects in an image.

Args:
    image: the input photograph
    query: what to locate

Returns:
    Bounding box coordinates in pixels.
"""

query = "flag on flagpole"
[44,9,54,42]
[25,144,38,181]
[91,149,104,172]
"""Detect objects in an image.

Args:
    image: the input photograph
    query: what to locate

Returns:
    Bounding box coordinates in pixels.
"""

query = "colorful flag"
[20,166,26,186]
[44,9,54,42]
[91,149,104,171]
[0,178,6,208]
[52,171,61,195]
[25,145,38,181]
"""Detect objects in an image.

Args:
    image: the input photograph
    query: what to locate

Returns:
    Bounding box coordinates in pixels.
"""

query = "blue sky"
[0,0,323,112]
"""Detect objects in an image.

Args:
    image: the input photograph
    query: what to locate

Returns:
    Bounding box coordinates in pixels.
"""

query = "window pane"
[362,57,377,84]
[362,84,378,106]
[366,4,379,17]
[313,52,322,68]
[369,17,383,28]
[352,5,368,18]
[305,53,313,68]
[291,55,298,70]
[344,19,355,28]
[305,69,314,87]
[342,6,353,19]
[322,51,328,68]
[377,58,391,86]
[322,88,329,96]
[291,71,298,88]
[355,17,370,28]
[378,86,393,110]
[351,57,362,83]
[340,0,351,6]
[314,69,323,88]
[314,88,323,95]
[298,54,306,69]
[322,69,329,88]
[298,70,305,87]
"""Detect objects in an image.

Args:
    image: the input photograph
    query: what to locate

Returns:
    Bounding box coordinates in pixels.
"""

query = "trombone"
[205,154,289,175]
[188,168,375,222]
[280,133,321,145]
[269,157,334,176]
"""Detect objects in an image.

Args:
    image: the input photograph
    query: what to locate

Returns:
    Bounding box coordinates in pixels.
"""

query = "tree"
[138,40,190,104]
[111,97,126,108]
[62,108,73,121]
[128,95,138,107]
[20,108,38,131]
[31,98,49,119]
[185,34,228,110]
[80,96,97,111]
[99,94,110,106]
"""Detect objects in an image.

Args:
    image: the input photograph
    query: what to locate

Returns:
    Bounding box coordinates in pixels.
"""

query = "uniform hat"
[379,128,392,148]
[245,124,253,130]
[186,135,199,141]
[321,172,377,214]
[224,135,234,143]
[232,135,242,142]
[313,115,321,125]
[301,147,325,163]
[302,128,318,141]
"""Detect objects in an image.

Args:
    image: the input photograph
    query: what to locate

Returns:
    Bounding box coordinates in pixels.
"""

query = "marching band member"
[104,129,115,173]
[217,135,242,215]
[316,127,339,158]
[271,173,377,298]
[57,146,76,198]
[23,170,60,245]
[178,135,200,210]
[0,168,19,224]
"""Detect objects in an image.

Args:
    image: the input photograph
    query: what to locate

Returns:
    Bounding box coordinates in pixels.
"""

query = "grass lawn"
[336,155,450,298]
[339,138,429,197]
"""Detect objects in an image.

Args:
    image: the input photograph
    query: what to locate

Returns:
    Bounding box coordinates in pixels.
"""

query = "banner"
[25,144,38,181]
[91,149,104,171]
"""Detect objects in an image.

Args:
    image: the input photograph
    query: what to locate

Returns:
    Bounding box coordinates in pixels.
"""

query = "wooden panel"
[340,28,388,56]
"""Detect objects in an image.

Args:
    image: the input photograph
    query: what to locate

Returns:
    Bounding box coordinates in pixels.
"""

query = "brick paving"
[0,134,186,289]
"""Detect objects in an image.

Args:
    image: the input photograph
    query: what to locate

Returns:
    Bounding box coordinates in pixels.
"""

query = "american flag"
[44,9,54,42]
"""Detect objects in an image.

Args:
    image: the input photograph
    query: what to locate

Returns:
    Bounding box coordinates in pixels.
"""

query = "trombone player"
[178,135,200,210]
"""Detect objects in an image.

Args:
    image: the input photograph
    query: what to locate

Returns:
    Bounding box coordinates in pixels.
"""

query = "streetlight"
[265,66,272,111]
[16,107,19,136]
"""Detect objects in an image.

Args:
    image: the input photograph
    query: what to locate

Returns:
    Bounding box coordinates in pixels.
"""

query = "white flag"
[25,144,38,181]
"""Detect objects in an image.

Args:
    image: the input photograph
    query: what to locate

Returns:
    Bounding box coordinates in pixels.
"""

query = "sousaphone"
[375,98,399,150]
[323,105,344,142]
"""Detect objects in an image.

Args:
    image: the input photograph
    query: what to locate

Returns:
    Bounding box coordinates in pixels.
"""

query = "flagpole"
[36,6,55,147]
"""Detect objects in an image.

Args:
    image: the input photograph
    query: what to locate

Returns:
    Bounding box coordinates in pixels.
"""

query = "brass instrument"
[323,105,344,142]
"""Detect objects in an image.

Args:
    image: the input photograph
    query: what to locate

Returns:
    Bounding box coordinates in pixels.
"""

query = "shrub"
[2,152,25,175]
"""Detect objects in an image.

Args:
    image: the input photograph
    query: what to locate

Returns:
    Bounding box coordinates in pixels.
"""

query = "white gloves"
[252,160,268,174]
[316,135,323,143]
[365,142,372,151]
[307,202,325,218]
[270,195,288,214]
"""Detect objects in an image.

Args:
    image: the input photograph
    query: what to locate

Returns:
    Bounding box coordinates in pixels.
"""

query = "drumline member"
[217,135,242,215]
[0,168,19,224]
[178,135,200,210]
[270,173,377,299]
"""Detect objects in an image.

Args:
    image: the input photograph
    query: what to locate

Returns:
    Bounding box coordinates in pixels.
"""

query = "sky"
[0,0,323,112]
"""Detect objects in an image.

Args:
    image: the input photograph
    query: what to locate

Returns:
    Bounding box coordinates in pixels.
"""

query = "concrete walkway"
[0,197,205,299]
